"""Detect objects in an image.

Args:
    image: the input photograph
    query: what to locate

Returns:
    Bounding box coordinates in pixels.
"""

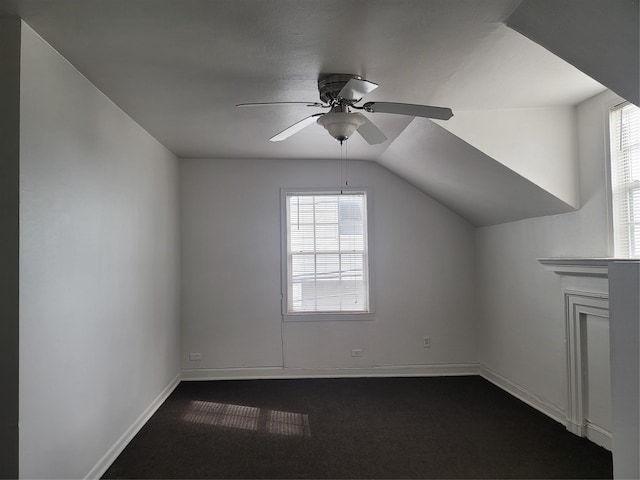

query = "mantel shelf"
[537,258,612,278]
[539,258,640,277]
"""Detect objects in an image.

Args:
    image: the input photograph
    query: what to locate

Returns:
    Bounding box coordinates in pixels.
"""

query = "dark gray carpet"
[103,376,612,479]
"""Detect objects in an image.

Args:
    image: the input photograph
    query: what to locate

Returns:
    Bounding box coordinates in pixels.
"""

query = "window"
[610,103,640,257]
[281,190,372,320]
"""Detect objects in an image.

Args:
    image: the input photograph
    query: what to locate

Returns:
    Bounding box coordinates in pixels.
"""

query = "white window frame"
[280,188,374,322]
[609,101,640,258]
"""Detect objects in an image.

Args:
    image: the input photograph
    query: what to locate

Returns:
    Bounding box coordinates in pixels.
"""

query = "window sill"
[282,312,375,322]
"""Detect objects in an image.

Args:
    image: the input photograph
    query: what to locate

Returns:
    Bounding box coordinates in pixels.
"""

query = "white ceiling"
[1,0,604,161]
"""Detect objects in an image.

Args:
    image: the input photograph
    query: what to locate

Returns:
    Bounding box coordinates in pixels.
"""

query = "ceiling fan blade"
[338,78,379,101]
[363,102,453,120]
[237,101,325,108]
[270,113,324,142]
[356,115,387,145]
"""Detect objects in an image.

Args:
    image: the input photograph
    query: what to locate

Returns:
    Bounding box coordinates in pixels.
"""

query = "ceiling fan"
[237,73,454,145]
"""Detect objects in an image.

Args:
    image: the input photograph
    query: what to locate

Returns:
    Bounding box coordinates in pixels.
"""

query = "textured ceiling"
[1,0,604,160]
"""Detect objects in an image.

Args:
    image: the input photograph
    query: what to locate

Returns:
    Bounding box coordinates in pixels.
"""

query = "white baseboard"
[479,364,566,425]
[566,419,612,450]
[585,421,612,450]
[181,363,480,381]
[84,374,181,480]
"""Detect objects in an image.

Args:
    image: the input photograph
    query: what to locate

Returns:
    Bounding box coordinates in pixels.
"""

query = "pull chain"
[339,139,350,194]
[340,140,344,194]
[345,140,349,187]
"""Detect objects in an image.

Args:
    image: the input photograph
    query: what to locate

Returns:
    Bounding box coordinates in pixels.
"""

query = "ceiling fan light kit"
[237,73,453,145]
[316,108,365,144]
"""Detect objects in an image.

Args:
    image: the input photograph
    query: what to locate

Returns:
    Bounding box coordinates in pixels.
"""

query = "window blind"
[611,103,640,257]
[286,192,369,313]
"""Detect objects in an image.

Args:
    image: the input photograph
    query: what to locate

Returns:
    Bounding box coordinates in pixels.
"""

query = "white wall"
[0,16,21,480]
[476,90,621,421]
[180,158,477,378]
[19,23,180,479]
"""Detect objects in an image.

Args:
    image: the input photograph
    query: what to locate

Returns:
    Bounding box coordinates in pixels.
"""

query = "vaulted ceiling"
[2,0,637,226]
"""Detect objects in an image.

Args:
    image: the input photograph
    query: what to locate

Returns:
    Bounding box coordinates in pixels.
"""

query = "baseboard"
[479,364,566,425]
[181,363,480,381]
[84,374,181,480]
[585,421,612,450]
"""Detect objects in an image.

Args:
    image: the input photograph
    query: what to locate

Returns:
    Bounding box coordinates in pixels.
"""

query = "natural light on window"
[283,191,370,316]
[611,103,640,257]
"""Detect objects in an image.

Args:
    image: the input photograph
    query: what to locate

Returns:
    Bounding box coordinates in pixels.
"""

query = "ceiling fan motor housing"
[318,73,362,104]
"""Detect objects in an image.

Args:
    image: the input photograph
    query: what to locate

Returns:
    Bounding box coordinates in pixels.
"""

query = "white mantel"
[538,257,611,449]
[538,258,640,479]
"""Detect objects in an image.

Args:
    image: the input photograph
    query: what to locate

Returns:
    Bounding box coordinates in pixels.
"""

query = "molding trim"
[181,363,479,381]
[538,258,610,277]
[84,374,180,480]
[479,364,566,425]
[585,421,612,450]
[564,291,611,450]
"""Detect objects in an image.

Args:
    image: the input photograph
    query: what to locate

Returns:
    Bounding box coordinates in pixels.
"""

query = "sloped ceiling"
[378,119,576,226]
[1,0,618,226]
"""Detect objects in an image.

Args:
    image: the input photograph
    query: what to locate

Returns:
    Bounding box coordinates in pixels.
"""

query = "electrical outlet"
[189,352,202,361]
[351,349,363,357]
[423,336,431,348]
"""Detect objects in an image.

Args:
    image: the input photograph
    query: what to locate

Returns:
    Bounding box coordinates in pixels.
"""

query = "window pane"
[339,195,364,222]
[315,224,339,251]
[290,224,315,252]
[339,196,364,251]
[292,283,302,310]
[289,196,314,226]
[316,254,340,277]
[340,232,364,252]
[315,196,338,224]
[291,254,315,281]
